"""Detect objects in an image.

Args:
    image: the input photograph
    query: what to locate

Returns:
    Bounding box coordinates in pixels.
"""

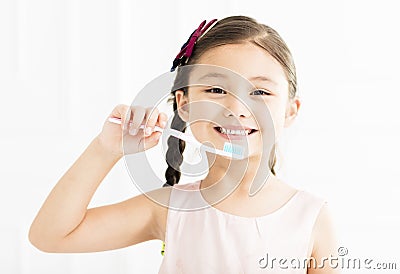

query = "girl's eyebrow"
[196,73,278,86]
[248,76,278,86]
[197,72,228,81]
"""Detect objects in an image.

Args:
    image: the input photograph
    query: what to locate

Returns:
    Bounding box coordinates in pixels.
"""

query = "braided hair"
[163,88,188,187]
[161,88,188,256]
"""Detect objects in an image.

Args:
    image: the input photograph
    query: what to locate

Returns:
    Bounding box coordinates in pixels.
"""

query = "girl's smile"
[213,124,259,140]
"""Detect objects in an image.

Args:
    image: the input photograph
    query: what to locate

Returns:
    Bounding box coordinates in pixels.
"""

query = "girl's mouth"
[213,126,258,139]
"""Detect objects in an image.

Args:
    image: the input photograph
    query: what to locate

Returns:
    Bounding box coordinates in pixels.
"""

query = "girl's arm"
[29,105,168,252]
[308,204,341,274]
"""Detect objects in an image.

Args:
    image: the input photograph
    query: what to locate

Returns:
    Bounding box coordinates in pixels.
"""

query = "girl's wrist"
[93,136,123,162]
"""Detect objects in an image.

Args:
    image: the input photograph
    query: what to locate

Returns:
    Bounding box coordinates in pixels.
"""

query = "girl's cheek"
[187,100,225,124]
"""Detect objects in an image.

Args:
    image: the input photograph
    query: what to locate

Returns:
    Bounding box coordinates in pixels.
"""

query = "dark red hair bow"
[170,19,218,72]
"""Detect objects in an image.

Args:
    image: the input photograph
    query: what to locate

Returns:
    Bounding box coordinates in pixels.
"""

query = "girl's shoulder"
[274,178,326,205]
[142,186,173,241]
[144,181,204,241]
[274,179,334,258]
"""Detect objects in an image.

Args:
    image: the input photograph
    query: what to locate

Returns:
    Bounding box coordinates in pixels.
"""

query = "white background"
[1,0,399,273]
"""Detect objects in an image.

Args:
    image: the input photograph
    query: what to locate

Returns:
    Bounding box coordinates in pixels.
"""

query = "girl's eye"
[251,89,271,96]
[205,87,227,94]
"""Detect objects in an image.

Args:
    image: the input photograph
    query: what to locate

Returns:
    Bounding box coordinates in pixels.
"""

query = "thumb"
[141,132,162,151]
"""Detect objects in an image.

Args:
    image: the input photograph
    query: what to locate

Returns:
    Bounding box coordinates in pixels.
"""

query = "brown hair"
[164,15,297,187]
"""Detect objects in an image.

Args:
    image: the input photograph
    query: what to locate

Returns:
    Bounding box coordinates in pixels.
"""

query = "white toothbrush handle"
[108,117,199,145]
[107,117,242,159]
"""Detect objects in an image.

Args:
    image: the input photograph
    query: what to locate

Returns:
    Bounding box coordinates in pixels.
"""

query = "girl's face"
[175,43,299,159]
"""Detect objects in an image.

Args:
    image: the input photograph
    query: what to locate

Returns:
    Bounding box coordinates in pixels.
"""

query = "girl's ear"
[284,96,301,128]
[175,90,189,122]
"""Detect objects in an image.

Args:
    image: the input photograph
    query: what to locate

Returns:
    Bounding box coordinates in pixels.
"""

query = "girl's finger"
[109,104,127,118]
[157,112,168,128]
[122,105,132,131]
[129,106,146,135]
[142,131,162,150]
[109,104,130,130]
[143,107,159,136]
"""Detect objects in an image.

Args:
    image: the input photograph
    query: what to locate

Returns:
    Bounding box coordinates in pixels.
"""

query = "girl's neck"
[200,153,276,198]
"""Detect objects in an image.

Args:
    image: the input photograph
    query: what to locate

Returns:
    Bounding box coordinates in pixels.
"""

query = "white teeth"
[218,127,252,135]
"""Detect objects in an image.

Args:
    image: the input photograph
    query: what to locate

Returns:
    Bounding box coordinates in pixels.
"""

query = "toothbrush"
[108,117,244,159]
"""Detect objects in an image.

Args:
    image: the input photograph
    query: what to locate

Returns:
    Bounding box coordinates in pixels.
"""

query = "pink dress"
[159,181,326,274]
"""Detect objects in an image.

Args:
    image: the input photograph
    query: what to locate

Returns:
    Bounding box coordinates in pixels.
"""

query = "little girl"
[29,16,338,273]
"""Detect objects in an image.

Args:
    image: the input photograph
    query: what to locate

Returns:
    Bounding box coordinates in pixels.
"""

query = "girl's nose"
[223,94,251,118]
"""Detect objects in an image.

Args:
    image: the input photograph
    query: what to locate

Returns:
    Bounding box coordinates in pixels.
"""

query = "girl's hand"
[96,104,168,157]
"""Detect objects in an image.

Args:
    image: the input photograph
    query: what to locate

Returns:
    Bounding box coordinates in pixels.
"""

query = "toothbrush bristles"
[223,142,244,158]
